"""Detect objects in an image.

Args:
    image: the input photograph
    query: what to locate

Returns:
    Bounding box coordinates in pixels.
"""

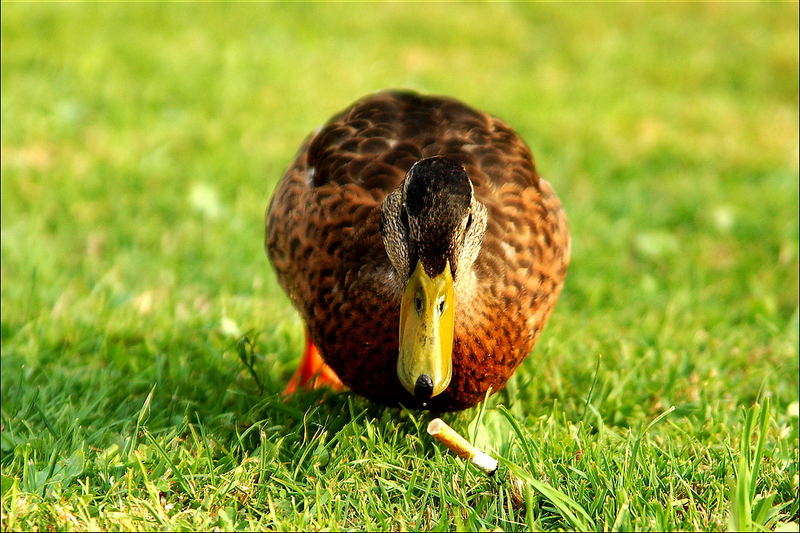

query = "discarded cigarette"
[427,418,498,475]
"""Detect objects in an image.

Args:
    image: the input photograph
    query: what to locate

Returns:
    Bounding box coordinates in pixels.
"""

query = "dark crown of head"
[402,157,473,277]
[403,157,472,222]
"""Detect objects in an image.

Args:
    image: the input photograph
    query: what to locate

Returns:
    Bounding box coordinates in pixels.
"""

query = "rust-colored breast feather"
[266,90,569,411]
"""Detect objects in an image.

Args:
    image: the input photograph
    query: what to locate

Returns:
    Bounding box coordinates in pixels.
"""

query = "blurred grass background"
[2,3,798,531]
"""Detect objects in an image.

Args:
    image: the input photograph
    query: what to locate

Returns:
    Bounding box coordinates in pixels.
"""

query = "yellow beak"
[397,260,455,401]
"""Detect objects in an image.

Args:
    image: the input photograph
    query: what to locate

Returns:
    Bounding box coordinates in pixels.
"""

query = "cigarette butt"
[427,418,498,475]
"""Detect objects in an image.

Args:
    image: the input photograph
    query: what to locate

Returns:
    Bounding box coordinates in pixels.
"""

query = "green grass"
[2,3,798,531]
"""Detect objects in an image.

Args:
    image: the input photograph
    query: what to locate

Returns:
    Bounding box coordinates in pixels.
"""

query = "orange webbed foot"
[283,328,344,397]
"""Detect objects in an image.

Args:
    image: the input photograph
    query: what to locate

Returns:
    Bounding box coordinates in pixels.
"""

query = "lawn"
[1,3,798,531]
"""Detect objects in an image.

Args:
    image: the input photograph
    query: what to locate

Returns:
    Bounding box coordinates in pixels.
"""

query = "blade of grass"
[143,428,196,499]
[629,405,676,477]
[496,405,594,532]
[127,385,156,459]
[580,354,602,425]
[749,398,770,498]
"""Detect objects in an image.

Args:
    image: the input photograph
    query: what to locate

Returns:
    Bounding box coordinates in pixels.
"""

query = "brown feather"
[266,90,570,411]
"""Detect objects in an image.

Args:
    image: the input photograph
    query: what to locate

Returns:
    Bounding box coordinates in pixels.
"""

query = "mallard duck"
[266,90,570,411]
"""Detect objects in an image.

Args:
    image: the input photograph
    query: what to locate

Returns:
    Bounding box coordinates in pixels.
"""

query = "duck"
[265,90,570,411]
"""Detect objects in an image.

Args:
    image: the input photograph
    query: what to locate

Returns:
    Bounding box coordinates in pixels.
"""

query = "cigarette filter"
[427,418,498,475]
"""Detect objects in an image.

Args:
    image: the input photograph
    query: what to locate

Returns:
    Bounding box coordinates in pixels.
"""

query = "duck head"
[380,157,488,405]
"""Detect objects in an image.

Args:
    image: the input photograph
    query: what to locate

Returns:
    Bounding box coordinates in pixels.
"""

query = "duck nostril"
[414,374,434,401]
